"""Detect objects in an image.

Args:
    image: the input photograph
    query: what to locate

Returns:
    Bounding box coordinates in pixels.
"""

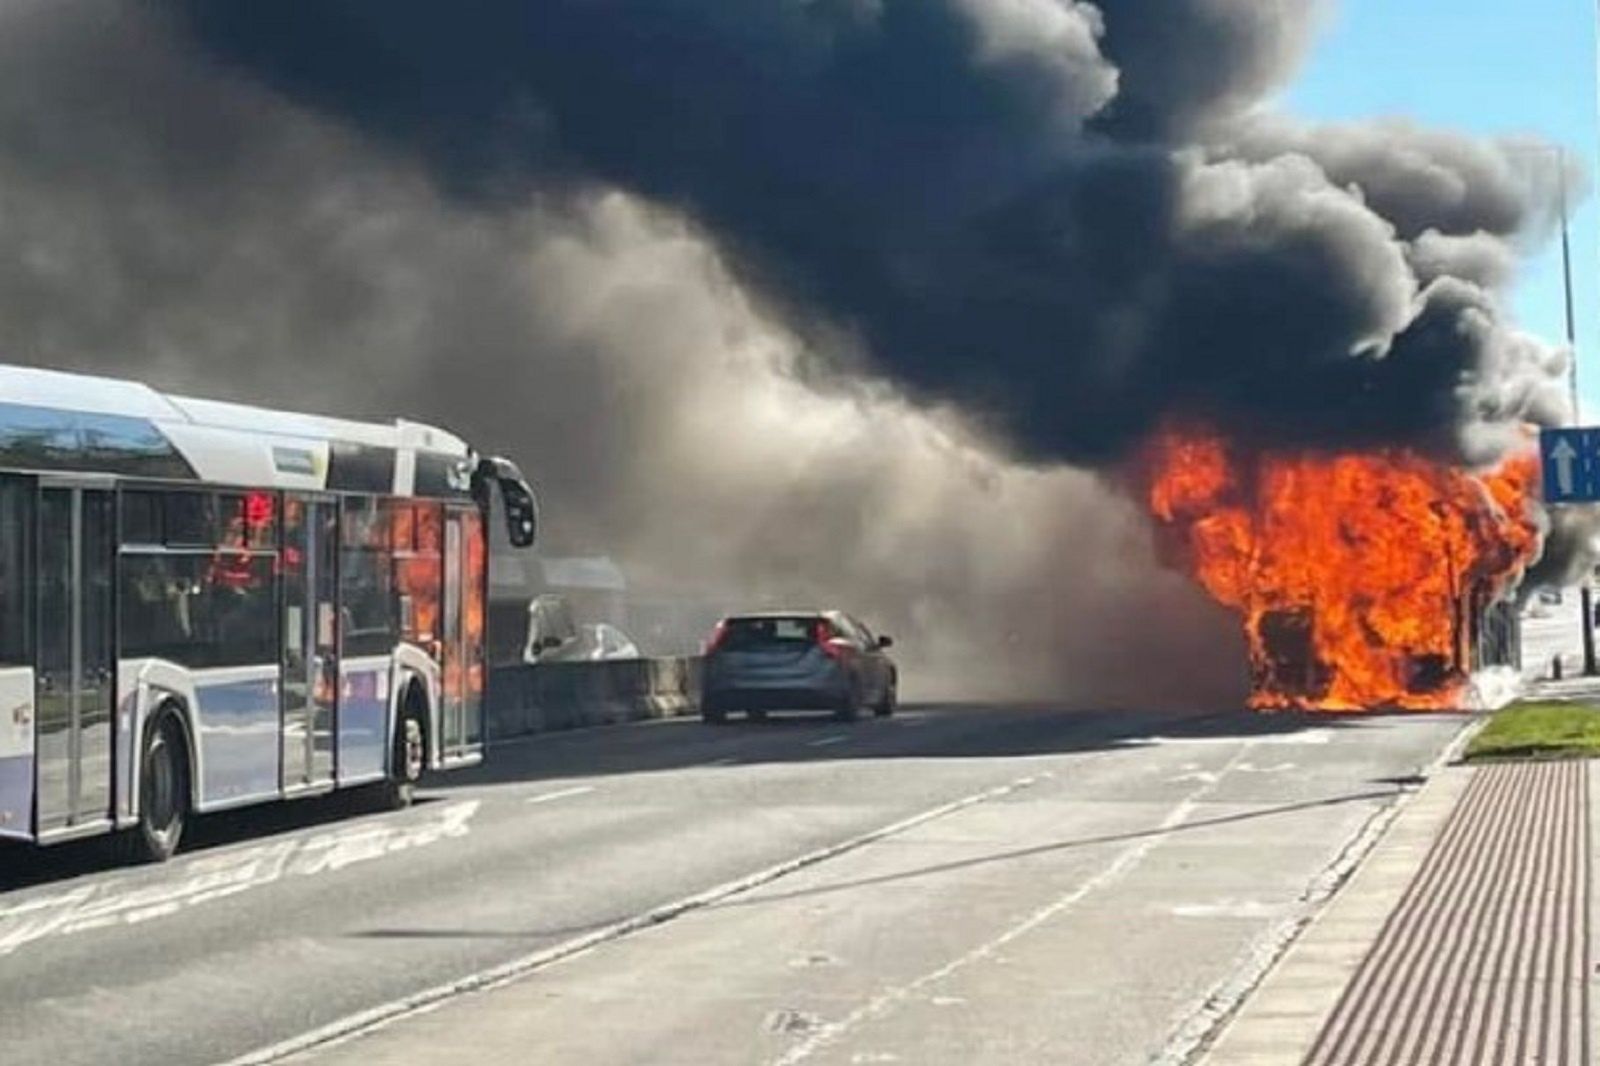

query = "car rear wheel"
[874,678,897,718]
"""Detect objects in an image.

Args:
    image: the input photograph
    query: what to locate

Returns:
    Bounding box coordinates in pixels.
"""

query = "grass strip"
[1464,699,1600,762]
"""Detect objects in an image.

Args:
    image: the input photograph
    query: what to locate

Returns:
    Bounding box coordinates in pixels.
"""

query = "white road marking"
[809,735,849,748]
[1169,899,1283,919]
[219,772,1054,1066]
[1237,761,1297,774]
[768,746,1258,1065]
[1144,729,1333,748]
[524,786,597,805]
[0,802,480,959]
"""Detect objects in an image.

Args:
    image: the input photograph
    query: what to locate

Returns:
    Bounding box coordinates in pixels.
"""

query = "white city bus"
[0,365,538,861]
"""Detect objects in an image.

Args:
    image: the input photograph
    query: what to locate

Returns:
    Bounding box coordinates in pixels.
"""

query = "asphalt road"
[0,703,1466,1066]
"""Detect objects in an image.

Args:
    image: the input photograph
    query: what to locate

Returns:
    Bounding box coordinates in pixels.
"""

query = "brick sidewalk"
[1304,760,1589,1063]
[1206,753,1595,1065]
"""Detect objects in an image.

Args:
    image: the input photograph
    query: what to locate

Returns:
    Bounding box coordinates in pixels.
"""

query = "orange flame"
[1141,426,1540,712]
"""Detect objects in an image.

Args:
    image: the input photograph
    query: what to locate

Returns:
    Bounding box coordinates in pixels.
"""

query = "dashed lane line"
[524,786,597,806]
[220,771,1053,1066]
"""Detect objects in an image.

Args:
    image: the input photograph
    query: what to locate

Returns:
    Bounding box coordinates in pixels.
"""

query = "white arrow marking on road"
[0,802,480,957]
[1552,436,1579,496]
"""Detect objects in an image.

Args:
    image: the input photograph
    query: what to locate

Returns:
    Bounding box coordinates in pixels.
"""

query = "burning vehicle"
[1142,428,1541,711]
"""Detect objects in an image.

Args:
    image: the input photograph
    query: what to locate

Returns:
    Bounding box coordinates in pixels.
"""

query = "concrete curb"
[1590,761,1599,1058]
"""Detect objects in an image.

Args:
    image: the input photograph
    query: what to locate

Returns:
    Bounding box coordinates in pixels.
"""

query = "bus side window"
[78,412,195,480]
[339,497,397,658]
[120,491,162,546]
[0,404,74,470]
[164,492,214,547]
[120,554,202,660]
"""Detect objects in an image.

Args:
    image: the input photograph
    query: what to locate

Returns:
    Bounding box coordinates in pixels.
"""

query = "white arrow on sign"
[1552,436,1579,496]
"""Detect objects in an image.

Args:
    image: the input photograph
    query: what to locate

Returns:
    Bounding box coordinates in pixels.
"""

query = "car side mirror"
[877,635,894,648]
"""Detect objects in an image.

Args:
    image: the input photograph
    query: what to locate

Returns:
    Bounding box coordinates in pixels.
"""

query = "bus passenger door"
[0,476,35,841]
[35,482,114,837]
[281,494,338,792]
[440,507,486,761]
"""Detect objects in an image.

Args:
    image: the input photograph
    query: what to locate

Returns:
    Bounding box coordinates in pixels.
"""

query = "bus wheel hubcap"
[402,719,423,782]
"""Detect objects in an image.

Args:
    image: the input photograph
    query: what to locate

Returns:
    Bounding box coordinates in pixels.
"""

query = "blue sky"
[1283,0,1600,415]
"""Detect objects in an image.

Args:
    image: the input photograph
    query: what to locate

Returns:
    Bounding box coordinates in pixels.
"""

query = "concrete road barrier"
[486,658,702,740]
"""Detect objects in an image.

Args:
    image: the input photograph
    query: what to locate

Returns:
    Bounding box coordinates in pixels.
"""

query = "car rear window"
[722,617,817,650]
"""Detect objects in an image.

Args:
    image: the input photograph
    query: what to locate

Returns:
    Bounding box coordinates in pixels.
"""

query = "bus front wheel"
[128,712,190,863]
[378,691,427,811]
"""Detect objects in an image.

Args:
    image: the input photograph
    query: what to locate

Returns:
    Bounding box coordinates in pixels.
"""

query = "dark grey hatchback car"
[700,611,897,723]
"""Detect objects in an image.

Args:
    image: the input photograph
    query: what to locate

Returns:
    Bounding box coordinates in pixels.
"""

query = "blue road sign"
[1540,427,1600,503]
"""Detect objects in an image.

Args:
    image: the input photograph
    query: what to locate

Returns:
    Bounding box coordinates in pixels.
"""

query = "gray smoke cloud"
[1224,117,1576,243]
[0,1,1585,706]
[0,0,1247,705]
[1090,0,1324,139]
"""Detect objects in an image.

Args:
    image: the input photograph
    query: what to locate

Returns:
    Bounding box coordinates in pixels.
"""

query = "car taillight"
[704,621,729,655]
[815,620,848,660]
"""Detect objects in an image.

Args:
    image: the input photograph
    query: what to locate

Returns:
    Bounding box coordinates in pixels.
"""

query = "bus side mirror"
[477,456,539,549]
[500,477,538,549]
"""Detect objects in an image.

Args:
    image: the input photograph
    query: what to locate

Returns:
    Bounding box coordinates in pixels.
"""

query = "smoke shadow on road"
[347,920,616,942]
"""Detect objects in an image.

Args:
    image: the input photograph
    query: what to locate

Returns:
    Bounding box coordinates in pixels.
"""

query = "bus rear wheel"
[128,713,189,863]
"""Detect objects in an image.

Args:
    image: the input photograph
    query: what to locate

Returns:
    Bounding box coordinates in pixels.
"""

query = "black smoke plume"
[174,0,1571,468]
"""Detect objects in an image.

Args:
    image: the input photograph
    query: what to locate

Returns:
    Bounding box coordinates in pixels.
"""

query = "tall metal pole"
[1558,157,1598,673]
